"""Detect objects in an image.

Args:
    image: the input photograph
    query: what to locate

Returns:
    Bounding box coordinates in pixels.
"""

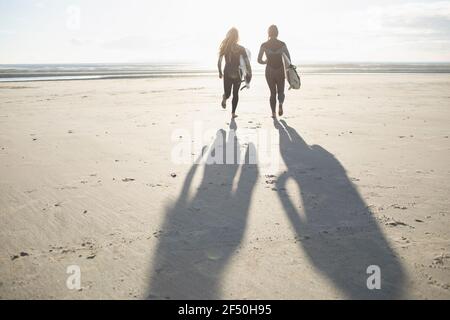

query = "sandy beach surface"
[0,73,449,299]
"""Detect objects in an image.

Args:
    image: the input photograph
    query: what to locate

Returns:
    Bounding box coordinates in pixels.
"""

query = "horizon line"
[1,60,450,66]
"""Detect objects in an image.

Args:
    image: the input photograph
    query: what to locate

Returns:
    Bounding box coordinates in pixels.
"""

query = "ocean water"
[1,62,449,82]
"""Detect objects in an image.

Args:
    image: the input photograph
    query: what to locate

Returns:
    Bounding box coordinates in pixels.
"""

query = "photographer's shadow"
[275,119,405,299]
[147,122,259,299]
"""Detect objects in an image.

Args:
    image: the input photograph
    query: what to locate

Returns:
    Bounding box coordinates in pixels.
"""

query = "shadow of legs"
[147,128,259,299]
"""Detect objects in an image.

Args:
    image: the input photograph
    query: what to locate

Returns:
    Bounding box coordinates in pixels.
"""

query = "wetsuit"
[223,45,248,113]
[258,39,291,113]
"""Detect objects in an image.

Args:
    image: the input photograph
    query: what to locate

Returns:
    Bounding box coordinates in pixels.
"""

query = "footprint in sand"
[11,252,30,261]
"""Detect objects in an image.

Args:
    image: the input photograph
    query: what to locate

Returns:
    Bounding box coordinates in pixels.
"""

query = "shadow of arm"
[276,172,307,235]
[176,149,206,205]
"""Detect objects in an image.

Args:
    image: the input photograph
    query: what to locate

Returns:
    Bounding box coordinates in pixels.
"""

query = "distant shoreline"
[1,62,450,82]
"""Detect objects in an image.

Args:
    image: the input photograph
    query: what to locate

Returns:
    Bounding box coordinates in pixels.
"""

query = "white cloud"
[367,1,450,38]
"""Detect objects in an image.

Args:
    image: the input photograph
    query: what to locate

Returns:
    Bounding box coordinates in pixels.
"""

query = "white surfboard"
[239,48,252,90]
[282,53,301,90]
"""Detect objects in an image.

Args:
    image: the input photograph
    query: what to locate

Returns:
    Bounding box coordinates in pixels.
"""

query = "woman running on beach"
[218,27,252,119]
[258,25,291,118]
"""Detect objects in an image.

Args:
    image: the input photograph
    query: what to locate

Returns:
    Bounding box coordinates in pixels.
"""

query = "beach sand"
[0,74,449,299]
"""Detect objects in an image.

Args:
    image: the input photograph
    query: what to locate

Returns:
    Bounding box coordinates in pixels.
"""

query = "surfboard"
[282,53,301,90]
[239,48,252,90]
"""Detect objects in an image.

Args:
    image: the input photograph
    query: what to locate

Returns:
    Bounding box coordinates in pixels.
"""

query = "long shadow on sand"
[147,121,258,299]
[274,119,405,299]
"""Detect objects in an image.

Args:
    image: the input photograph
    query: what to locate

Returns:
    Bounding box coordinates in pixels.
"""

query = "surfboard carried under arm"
[239,48,252,91]
[282,53,301,90]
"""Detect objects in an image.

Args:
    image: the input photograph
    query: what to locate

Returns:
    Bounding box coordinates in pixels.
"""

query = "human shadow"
[274,119,405,299]
[147,120,259,299]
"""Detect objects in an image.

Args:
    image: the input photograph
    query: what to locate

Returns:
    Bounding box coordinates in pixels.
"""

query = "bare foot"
[279,105,284,117]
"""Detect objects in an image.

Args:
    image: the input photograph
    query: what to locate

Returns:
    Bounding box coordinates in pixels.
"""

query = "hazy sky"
[1,0,450,64]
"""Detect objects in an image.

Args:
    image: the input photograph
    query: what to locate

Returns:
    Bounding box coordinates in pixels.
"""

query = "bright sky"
[1,0,450,64]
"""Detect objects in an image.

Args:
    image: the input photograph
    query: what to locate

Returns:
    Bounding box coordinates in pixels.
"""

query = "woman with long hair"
[258,25,291,118]
[218,27,252,119]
